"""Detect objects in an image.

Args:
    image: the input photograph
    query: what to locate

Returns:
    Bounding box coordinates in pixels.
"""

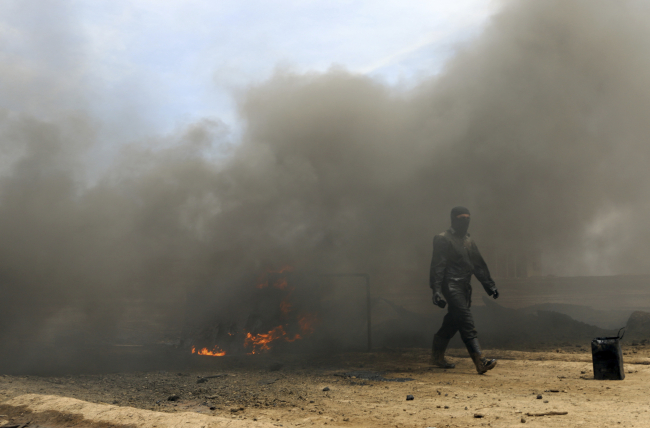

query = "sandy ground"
[1,346,650,428]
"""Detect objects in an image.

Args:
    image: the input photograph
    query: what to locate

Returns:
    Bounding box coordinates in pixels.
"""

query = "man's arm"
[470,240,499,299]
[430,235,449,308]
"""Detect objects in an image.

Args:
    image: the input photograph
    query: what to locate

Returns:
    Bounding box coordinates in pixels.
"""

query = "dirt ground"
[1,345,650,428]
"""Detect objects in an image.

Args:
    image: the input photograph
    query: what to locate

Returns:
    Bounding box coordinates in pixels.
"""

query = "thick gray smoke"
[1,0,650,349]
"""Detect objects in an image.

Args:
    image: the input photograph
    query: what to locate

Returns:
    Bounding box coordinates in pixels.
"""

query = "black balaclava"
[450,206,470,236]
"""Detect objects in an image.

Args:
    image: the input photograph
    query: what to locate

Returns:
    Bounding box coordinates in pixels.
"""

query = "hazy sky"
[0,0,496,141]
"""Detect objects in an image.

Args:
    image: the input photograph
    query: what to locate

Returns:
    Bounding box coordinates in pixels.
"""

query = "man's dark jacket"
[429,229,496,295]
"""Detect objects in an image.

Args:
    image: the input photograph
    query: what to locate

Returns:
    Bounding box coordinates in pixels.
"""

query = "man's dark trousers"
[435,281,477,343]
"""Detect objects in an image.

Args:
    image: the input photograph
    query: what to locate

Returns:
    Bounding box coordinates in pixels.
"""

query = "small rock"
[465,407,468,410]
[521,417,526,423]
[444,405,449,409]
[167,395,180,402]
[536,395,542,399]
[474,413,484,418]
[543,400,549,403]
[197,378,208,384]
[210,407,216,410]
[406,395,414,401]
[343,417,349,421]
[323,387,330,391]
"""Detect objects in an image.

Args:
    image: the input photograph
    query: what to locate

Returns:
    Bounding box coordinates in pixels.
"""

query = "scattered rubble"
[335,371,414,383]
[0,348,648,427]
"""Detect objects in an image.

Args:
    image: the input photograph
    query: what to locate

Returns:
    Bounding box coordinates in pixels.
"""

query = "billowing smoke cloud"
[1,0,650,351]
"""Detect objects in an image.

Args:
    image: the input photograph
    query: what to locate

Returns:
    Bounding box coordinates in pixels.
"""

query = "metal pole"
[364,274,372,352]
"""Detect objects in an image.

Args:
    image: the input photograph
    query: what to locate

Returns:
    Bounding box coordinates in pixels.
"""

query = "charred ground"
[2,345,650,428]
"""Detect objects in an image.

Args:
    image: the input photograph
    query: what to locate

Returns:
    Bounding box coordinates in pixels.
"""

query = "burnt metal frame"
[317,273,371,352]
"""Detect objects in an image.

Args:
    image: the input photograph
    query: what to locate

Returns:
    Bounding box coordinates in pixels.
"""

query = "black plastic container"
[591,328,625,380]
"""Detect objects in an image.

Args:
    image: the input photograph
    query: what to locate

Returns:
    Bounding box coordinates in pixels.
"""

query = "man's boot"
[465,338,497,374]
[430,335,455,368]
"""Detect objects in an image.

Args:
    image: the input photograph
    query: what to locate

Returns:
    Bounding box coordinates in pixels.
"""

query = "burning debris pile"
[184,268,323,357]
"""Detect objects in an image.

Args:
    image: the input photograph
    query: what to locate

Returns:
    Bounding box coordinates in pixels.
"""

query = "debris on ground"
[0,348,647,427]
[196,374,227,384]
[335,371,414,382]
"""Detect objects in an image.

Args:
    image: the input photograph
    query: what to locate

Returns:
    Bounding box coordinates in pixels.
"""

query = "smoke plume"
[1,0,650,350]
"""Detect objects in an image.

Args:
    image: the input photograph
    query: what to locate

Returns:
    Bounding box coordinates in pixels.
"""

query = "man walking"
[429,206,499,374]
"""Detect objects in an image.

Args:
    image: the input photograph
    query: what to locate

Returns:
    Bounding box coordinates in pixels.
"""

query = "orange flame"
[298,314,318,334]
[193,266,319,357]
[273,277,288,289]
[191,346,226,357]
[280,300,292,315]
[244,325,302,354]
[257,266,294,289]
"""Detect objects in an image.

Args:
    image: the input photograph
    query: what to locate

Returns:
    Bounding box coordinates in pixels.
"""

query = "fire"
[257,265,294,289]
[191,346,226,357]
[273,277,289,289]
[298,313,317,334]
[192,266,318,357]
[244,325,302,354]
[280,300,292,315]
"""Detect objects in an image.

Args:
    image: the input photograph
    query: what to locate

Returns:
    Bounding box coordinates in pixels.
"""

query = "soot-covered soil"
[1,346,650,427]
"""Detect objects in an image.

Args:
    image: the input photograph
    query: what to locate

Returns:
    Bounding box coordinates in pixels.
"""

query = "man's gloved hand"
[433,291,447,308]
[489,287,499,299]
